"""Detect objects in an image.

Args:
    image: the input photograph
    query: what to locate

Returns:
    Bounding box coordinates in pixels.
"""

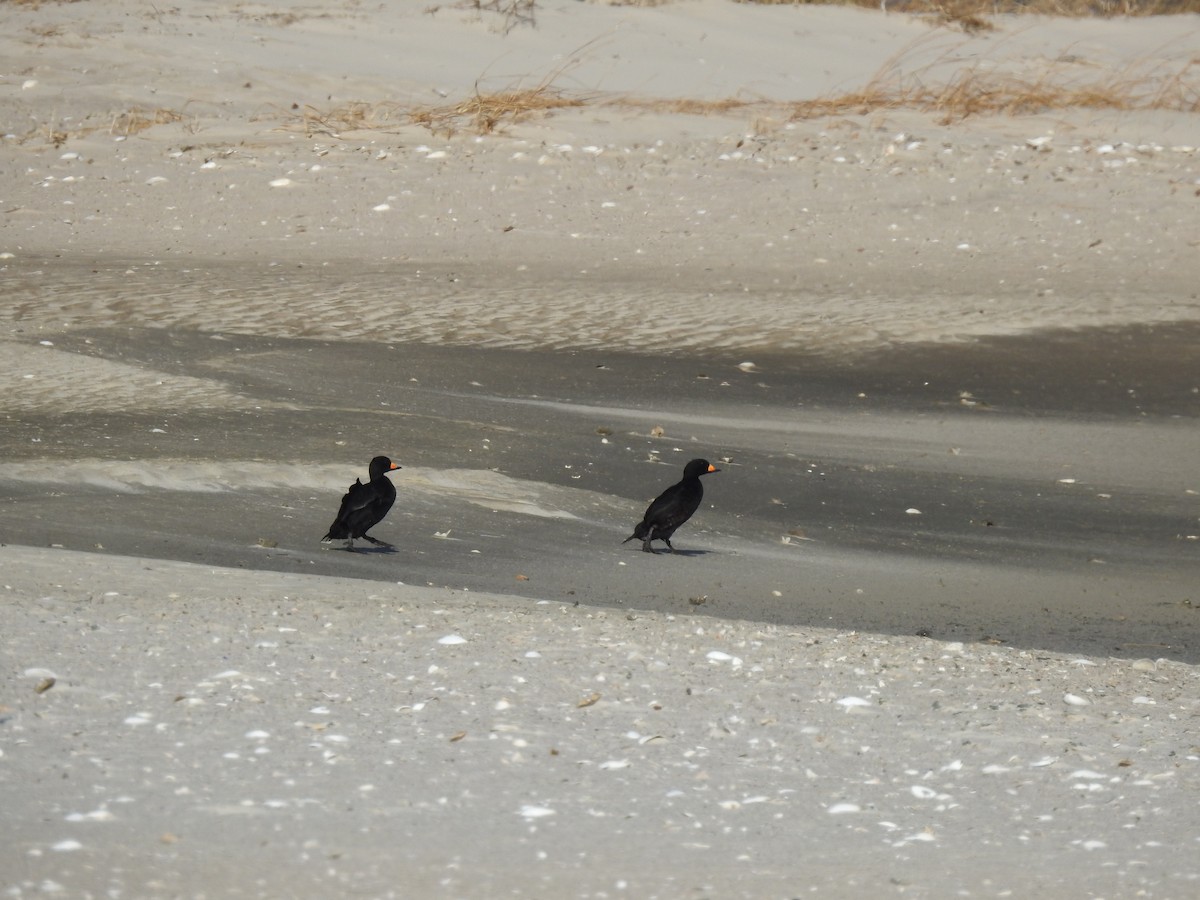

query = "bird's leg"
[345,537,358,552]
[663,538,676,553]
[641,539,657,554]
[362,535,394,549]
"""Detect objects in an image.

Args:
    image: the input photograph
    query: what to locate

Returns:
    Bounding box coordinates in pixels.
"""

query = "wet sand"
[2,270,1197,663]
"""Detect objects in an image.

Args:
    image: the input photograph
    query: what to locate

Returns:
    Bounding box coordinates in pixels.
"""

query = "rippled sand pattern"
[6,261,1196,358]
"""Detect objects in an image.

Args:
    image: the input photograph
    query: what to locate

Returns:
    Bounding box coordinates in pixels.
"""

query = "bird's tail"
[323,523,349,541]
[622,522,648,544]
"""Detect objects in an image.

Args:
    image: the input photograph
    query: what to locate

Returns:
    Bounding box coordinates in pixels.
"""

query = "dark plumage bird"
[322,456,401,551]
[623,458,720,554]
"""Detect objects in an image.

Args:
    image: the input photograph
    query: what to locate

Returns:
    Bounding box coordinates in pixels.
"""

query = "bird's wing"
[642,481,684,521]
[336,479,378,516]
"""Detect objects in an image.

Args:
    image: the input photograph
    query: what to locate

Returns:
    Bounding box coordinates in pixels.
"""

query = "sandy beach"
[2,1,1199,897]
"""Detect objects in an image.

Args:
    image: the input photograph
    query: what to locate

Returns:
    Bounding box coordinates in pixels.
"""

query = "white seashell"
[981,764,1010,774]
[737,361,757,372]
[52,840,83,851]
[518,805,555,819]
[836,696,871,708]
[269,177,292,187]
[22,79,38,90]
[1080,840,1107,851]
[598,759,630,770]
[706,650,735,662]
[145,176,167,185]
[1132,696,1155,705]
[66,809,114,822]
[1063,693,1090,706]
[244,730,270,740]
[438,634,467,645]
[1029,757,1057,768]
[372,203,390,212]
[1069,770,1105,779]
[1057,478,1076,484]
[905,508,922,515]
[1026,136,1052,148]
[827,803,860,814]
[425,150,447,160]
[201,161,216,169]
[910,785,938,799]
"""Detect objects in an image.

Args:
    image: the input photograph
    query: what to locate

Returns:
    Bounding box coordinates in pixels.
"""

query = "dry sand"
[2,1,1199,897]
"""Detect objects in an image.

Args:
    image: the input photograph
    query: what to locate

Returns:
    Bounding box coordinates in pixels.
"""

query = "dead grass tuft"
[411,85,587,135]
[109,107,188,136]
[275,101,408,138]
[787,54,1200,122]
[17,106,192,146]
[278,82,586,138]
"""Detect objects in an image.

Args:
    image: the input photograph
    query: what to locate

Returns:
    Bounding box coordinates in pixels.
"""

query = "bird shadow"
[327,544,398,554]
[625,547,713,557]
